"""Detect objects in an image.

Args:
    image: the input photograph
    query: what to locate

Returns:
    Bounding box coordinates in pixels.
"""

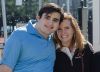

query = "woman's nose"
[62,29,67,34]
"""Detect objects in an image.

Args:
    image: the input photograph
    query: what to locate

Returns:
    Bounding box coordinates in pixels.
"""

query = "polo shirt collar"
[26,20,37,35]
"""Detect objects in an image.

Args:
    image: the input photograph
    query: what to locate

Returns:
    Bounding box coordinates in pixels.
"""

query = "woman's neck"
[62,42,75,52]
[62,42,70,48]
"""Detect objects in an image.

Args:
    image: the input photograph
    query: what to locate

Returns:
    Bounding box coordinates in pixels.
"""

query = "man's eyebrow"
[43,14,50,18]
[44,14,60,21]
[44,13,49,16]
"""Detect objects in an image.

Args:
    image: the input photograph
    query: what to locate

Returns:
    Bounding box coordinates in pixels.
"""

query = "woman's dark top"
[54,43,94,72]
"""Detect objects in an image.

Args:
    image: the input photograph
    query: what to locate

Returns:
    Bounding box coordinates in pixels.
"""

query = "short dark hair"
[38,3,64,23]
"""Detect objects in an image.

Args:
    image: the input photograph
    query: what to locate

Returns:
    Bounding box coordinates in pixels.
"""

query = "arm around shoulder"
[0,64,12,72]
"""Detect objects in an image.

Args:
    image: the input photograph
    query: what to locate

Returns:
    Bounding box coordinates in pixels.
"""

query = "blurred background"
[1,0,100,59]
[0,0,93,42]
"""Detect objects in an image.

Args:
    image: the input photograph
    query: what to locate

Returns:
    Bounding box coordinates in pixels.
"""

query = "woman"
[53,12,94,72]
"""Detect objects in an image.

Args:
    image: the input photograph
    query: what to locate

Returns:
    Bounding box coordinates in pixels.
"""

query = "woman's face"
[57,19,74,44]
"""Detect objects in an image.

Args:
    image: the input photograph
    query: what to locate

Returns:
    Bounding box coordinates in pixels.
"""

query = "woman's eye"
[65,27,70,29]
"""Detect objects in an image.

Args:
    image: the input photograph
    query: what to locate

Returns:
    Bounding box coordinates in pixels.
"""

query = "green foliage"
[0,0,49,24]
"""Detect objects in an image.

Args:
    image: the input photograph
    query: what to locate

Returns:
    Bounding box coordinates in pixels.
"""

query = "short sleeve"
[1,31,21,70]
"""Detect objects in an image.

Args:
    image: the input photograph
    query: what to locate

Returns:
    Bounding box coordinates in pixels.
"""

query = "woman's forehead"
[61,19,71,25]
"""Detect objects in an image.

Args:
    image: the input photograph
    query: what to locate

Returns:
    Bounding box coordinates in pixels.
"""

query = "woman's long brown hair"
[53,12,86,49]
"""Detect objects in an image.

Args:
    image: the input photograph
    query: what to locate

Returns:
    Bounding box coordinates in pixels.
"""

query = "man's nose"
[48,20,53,25]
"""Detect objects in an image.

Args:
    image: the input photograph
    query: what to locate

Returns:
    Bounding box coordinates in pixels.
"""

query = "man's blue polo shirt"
[1,21,56,72]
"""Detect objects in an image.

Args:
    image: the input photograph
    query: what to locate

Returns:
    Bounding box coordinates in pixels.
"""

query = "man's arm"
[0,65,12,72]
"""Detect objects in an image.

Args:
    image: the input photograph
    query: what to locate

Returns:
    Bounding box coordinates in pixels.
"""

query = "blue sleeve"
[1,31,21,70]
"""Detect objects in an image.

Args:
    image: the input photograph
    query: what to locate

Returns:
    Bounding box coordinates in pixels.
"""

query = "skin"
[57,19,74,47]
[36,12,61,39]
[0,65,12,72]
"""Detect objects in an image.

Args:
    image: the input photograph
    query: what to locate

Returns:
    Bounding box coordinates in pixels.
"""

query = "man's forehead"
[43,13,60,19]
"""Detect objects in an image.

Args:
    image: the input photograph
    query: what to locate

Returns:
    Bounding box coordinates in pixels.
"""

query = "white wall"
[93,0,100,52]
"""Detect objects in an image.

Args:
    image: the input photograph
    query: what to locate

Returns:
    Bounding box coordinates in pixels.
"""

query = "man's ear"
[36,16,40,21]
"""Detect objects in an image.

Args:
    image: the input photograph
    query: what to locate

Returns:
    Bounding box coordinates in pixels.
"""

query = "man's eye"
[45,16,50,20]
[53,19,60,22]
[65,27,70,29]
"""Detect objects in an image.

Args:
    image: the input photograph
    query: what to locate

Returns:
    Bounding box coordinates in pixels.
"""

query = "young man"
[0,3,64,72]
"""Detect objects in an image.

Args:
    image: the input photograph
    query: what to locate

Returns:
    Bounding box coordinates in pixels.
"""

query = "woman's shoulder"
[84,41,93,49]
[55,49,71,62]
[83,41,94,53]
[56,49,68,57]
[56,49,65,54]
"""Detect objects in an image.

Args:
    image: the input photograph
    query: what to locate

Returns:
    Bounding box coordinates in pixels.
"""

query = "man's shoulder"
[9,25,28,38]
